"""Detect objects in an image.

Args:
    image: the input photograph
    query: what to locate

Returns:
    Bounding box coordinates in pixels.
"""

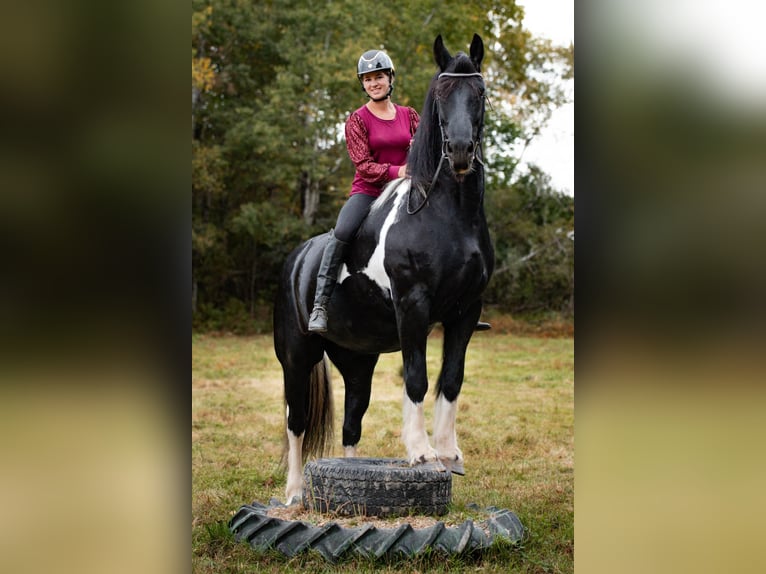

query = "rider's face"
[361,72,390,98]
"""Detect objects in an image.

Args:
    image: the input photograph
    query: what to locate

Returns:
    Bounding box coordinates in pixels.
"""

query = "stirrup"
[308,306,328,333]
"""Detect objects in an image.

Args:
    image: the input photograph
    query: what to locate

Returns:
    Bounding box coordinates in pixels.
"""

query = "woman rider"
[308,50,490,333]
[308,49,417,333]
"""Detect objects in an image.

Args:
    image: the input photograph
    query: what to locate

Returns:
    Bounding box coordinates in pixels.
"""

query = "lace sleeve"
[345,112,390,184]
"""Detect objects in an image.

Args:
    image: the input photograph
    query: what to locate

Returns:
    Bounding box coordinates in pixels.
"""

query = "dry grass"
[192,327,573,573]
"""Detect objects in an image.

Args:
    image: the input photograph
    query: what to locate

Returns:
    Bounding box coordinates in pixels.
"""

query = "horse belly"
[321,183,407,352]
[323,274,401,353]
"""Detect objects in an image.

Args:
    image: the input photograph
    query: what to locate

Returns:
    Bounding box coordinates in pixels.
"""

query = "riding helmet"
[357,50,395,79]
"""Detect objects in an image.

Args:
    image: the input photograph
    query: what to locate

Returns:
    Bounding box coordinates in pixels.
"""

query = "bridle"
[408,71,487,215]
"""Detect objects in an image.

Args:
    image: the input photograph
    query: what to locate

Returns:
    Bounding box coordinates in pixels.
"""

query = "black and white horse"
[273,34,493,503]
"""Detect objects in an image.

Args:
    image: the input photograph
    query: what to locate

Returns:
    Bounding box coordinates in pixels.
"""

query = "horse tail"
[302,354,334,463]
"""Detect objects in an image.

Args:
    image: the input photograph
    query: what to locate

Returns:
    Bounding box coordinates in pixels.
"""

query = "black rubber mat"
[229,499,525,562]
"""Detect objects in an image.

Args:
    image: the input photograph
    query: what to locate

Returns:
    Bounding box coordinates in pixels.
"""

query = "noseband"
[408,72,486,215]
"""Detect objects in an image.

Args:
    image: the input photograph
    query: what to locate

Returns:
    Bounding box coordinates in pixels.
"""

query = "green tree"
[191,0,574,329]
[486,165,574,315]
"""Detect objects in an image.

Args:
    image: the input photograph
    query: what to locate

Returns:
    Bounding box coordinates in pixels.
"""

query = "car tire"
[302,457,452,517]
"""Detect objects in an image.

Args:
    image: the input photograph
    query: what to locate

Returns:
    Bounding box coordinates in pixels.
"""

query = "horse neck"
[434,168,486,219]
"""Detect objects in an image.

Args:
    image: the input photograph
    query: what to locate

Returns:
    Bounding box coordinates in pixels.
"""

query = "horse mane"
[408,53,482,190]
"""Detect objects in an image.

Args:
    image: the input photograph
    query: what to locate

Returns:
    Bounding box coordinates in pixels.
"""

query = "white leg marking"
[402,389,437,465]
[344,445,357,458]
[433,394,462,462]
[285,428,304,504]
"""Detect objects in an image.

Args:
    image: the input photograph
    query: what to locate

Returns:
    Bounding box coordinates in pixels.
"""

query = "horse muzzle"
[445,138,477,178]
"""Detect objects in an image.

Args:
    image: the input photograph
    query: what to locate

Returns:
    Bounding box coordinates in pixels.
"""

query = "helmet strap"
[369,89,392,102]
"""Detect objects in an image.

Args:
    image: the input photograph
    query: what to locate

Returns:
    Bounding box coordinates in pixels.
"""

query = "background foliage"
[192,0,574,332]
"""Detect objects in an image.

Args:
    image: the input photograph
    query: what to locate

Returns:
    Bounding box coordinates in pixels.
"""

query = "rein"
[407,72,486,215]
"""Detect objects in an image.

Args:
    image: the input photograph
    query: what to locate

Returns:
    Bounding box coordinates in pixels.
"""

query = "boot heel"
[308,307,328,333]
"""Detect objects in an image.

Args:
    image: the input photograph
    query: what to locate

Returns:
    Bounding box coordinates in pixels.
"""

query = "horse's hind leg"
[282,365,309,504]
[279,337,326,504]
[434,301,483,475]
[284,392,305,504]
[326,346,378,457]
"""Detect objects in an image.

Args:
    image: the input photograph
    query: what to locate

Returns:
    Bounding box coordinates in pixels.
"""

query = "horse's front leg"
[396,288,438,466]
[434,300,483,475]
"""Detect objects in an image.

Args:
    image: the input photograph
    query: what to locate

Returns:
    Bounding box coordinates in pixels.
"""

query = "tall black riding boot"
[308,231,349,333]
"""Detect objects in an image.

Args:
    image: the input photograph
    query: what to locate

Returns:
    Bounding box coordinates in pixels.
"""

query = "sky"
[518,0,574,196]
[516,1,766,198]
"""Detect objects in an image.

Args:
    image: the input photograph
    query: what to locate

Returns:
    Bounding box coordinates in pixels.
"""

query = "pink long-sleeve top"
[345,103,420,197]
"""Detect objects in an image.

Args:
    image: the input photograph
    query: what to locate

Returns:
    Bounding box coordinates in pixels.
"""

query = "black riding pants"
[333,193,376,243]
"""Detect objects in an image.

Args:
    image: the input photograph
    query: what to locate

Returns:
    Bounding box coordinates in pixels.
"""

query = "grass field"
[192,328,573,573]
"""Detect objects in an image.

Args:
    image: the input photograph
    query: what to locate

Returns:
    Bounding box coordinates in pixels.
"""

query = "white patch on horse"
[401,389,438,465]
[337,263,350,283]
[344,445,357,458]
[433,394,463,463]
[337,179,408,287]
[369,177,408,214]
[285,427,304,505]
[359,180,408,294]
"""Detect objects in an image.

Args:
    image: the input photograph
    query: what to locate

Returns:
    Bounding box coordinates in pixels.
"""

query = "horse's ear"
[433,34,451,71]
[470,34,484,71]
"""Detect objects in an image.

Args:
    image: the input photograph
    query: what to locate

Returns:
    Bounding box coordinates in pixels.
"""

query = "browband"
[438,72,483,79]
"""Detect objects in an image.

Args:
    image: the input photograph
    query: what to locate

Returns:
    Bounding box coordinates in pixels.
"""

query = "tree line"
[192,0,574,332]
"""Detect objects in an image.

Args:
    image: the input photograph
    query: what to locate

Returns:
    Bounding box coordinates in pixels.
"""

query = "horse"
[273,34,493,504]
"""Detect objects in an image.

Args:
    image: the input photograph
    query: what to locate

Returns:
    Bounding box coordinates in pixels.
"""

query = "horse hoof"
[428,458,448,472]
[411,453,438,465]
[409,455,446,472]
[440,458,465,476]
[285,490,303,505]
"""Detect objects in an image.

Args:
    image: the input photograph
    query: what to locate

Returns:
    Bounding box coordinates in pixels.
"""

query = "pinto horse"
[274,34,493,503]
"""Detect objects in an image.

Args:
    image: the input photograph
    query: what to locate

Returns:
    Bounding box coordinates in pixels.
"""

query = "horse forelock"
[434,53,480,98]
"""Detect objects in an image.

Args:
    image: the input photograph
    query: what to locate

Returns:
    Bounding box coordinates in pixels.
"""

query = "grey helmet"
[357,50,395,100]
[357,50,395,78]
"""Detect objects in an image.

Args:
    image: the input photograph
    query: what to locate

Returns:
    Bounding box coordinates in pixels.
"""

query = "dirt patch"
[265,504,490,535]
